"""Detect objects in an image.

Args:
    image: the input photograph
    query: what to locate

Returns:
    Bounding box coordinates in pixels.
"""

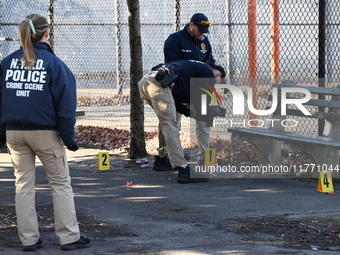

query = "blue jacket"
[168,60,215,118]
[164,24,215,64]
[0,42,77,146]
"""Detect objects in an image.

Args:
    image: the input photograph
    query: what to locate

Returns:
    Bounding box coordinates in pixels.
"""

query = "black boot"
[153,155,173,171]
[23,239,43,252]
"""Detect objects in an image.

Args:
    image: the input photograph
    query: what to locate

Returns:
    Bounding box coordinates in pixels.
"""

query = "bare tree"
[126,0,148,157]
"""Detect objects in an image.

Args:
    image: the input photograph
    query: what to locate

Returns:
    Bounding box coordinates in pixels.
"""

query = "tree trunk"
[126,0,148,157]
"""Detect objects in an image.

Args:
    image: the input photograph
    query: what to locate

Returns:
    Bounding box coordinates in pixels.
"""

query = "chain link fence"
[1,0,340,138]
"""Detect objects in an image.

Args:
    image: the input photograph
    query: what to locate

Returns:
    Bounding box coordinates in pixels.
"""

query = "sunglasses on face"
[194,21,212,28]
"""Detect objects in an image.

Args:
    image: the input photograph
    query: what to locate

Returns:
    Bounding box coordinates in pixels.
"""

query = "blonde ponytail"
[18,14,49,70]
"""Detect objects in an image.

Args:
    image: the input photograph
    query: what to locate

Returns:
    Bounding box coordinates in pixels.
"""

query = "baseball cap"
[190,13,211,33]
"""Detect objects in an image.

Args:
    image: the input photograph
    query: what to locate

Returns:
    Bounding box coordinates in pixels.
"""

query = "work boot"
[176,165,209,183]
[23,239,43,252]
[153,155,173,171]
[61,236,91,251]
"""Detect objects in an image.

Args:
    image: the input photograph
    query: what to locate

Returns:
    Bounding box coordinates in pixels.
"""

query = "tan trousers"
[6,130,80,246]
[158,116,210,162]
[138,73,187,168]
[195,119,210,162]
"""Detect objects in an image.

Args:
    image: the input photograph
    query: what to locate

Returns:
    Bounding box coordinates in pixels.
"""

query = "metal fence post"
[48,0,55,51]
[270,0,281,84]
[248,0,258,123]
[174,0,180,32]
[318,0,327,135]
[115,0,123,95]
[226,0,231,82]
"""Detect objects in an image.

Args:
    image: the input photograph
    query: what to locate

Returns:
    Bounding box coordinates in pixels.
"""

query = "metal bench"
[227,84,340,176]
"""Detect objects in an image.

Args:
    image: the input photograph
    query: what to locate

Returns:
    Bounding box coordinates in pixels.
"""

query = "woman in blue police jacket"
[0,14,90,251]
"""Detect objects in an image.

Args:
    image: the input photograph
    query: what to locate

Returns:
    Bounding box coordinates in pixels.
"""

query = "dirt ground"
[228,215,340,252]
[0,204,125,251]
[1,204,340,253]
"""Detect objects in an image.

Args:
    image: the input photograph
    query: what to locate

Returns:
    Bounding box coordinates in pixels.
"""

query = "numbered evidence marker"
[317,171,335,194]
[204,148,217,166]
[98,151,110,170]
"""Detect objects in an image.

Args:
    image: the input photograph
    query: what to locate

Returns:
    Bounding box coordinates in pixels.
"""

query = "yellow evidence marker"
[98,151,110,170]
[317,171,335,194]
[204,148,217,166]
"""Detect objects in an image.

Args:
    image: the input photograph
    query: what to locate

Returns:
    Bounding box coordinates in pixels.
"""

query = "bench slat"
[303,98,340,108]
[268,96,340,109]
[227,127,340,150]
[273,84,340,96]
[283,109,340,121]
[267,84,340,120]
[230,84,340,165]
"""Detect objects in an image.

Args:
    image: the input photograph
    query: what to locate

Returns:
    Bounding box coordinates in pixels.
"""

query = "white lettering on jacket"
[5,58,47,98]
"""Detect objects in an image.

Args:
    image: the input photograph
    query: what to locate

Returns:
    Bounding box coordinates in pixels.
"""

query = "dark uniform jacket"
[166,60,215,120]
[164,24,215,64]
[0,42,77,146]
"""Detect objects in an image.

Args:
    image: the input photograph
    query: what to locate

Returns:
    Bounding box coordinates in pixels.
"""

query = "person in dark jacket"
[157,13,226,171]
[138,60,223,183]
[164,13,215,64]
[0,14,90,251]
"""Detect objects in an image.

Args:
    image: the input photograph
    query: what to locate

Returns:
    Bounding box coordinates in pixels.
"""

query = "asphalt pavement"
[1,146,340,255]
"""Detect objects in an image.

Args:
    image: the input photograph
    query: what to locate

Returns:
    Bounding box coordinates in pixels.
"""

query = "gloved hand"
[67,144,79,151]
[66,139,79,151]
[209,105,227,117]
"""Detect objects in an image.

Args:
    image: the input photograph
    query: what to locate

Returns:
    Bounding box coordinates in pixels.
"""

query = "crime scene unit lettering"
[4,58,46,97]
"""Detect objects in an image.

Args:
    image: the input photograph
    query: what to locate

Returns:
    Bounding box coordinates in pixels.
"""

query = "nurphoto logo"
[201,84,312,128]
[199,83,223,115]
